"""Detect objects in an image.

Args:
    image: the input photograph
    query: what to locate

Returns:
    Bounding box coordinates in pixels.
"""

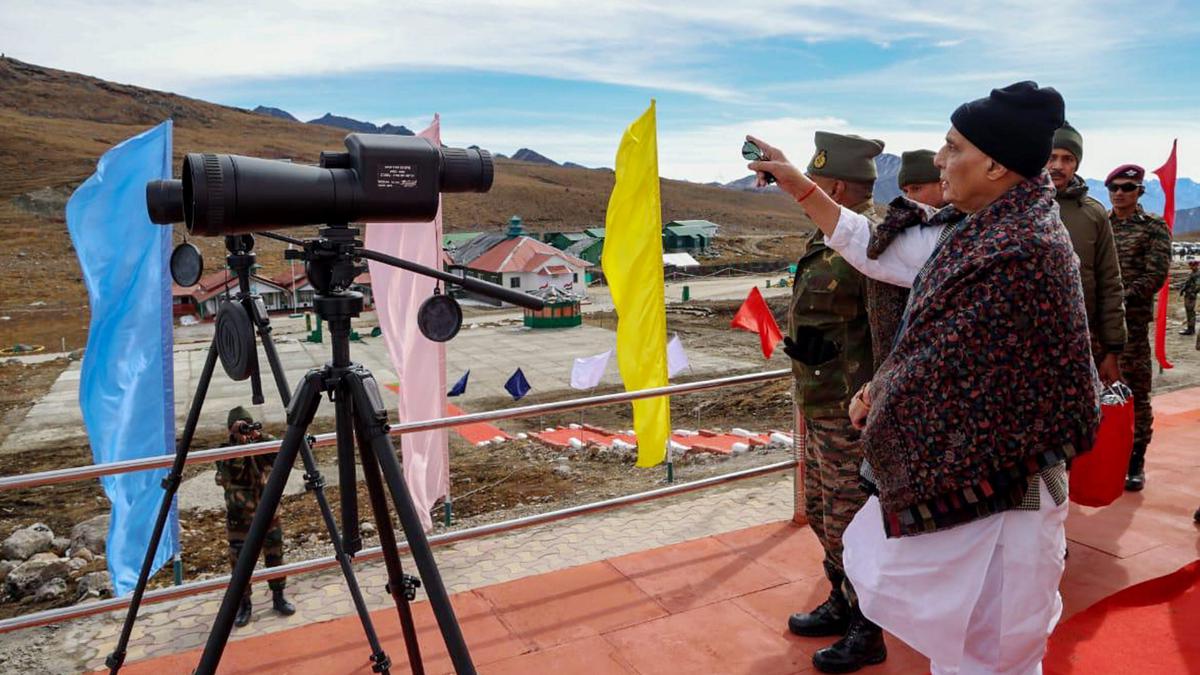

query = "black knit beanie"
[950,81,1065,179]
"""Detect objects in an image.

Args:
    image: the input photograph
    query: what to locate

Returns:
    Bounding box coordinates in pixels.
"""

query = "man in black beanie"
[747,81,1099,674]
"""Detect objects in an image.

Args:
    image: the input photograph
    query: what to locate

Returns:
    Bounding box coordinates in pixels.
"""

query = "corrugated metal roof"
[451,232,508,266]
[666,220,720,234]
[443,232,482,248]
[565,237,600,256]
[467,236,591,273]
[664,224,712,237]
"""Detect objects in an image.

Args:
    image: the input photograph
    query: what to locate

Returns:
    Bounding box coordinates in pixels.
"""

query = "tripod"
[107,234,433,674]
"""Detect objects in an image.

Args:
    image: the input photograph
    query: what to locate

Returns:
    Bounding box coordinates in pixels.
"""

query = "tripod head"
[263,224,544,346]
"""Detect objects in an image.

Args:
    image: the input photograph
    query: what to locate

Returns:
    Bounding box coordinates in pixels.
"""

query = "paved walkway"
[51,471,796,671]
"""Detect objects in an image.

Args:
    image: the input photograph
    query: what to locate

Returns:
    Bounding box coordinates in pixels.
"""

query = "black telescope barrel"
[171,134,496,235]
[182,154,361,236]
[146,179,184,224]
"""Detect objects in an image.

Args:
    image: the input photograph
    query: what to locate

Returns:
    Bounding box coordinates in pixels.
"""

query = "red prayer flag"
[1152,140,1178,371]
[731,286,784,358]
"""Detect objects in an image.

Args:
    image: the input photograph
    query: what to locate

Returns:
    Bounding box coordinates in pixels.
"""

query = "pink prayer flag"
[363,114,448,531]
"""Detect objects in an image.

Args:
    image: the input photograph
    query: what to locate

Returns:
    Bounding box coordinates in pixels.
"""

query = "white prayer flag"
[570,349,612,390]
[667,334,690,378]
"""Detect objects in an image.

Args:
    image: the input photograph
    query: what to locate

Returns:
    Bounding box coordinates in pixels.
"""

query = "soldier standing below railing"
[217,406,296,627]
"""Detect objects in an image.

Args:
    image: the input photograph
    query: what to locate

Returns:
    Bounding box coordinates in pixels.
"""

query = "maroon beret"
[1106,164,1145,184]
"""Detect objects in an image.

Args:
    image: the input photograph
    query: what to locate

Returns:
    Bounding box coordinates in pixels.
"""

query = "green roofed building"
[545,231,591,250]
[443,232,482,250]
[565,237,604,265]
[662,222,714,253]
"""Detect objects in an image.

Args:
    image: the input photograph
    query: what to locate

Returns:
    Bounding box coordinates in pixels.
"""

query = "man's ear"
[984,159,1010,182]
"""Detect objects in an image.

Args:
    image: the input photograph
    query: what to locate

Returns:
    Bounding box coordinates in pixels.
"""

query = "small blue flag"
[67,120,178,596]
[447,370,470,397]
[504,368,532,400]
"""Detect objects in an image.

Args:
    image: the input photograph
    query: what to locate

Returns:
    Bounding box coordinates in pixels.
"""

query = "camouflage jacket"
[789,205,873,419]
[215,435,277,490]
[1181,270,1200,299]
[1111,205,1171,324]
[859,201,909,370]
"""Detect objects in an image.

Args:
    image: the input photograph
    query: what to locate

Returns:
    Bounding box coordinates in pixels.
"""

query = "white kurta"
[844,481,1068,675]
[824,205,944,288]
[825,204,1069,674]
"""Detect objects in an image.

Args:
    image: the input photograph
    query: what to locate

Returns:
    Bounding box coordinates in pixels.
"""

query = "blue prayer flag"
[447,370,470,397]
[67,120,178,596]
[504,368,532,401]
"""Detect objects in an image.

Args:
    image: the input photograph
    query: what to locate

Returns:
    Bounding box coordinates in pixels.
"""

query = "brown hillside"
[0,57,810,348]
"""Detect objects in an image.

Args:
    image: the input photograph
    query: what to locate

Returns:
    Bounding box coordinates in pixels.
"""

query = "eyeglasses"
[741,140,765,161]
[1107,183,1141,193]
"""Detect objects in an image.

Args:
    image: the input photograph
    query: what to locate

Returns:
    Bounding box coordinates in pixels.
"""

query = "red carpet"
[1045,560,1200,674]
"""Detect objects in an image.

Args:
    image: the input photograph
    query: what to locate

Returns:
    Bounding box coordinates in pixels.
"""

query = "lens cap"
[417,293,463,343]
[170,242,204,287]
[215,301,256,380]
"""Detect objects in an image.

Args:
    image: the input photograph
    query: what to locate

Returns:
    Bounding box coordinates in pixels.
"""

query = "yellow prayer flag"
[602,100,670,467]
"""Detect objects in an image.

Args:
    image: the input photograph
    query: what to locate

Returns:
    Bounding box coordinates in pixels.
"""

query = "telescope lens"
[440,147,494,193]
[146,179,184,224]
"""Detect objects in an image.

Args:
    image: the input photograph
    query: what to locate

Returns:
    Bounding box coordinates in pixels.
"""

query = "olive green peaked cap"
[806,131,885,182]
[898,149,940,187]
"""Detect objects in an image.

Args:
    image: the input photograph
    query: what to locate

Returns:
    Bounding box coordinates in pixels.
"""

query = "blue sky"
[4,1,1198,183]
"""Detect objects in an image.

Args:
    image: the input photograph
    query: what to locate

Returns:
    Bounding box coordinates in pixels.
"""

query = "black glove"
[783,327,840,366]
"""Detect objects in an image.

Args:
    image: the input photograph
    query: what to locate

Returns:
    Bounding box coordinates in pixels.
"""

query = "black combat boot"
[1125,452,1146,492]
[788,586,850,637]
[234,595,252,627]
[811,607,887,674]
[1180,329,1195,336]
[272,588,296,616]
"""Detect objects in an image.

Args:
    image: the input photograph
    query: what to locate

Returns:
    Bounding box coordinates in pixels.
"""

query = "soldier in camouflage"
[1107,165,1172,492]
[1180,259,1199,336]
[779,131,886,673]
[218,406,295,626]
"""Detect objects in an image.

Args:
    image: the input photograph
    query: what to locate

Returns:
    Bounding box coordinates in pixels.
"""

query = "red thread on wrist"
[796,183,818,203]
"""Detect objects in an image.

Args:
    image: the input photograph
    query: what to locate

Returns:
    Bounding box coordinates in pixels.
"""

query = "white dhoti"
[843,480,1067,675]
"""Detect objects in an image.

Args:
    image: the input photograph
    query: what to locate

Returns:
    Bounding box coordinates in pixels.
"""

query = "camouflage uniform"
[1181,267,1199,334]
[1111,205,1172,461]
[790,230,874,586]
[217,439,286,594]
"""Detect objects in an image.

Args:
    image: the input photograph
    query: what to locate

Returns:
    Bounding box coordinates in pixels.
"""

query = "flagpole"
[666,438,674,484]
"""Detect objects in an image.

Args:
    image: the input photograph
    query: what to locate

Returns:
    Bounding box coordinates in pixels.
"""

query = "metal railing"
[0,368,795,634]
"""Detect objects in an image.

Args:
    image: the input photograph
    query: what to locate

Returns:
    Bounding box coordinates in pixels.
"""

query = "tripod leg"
[106,337,220,674]
[355,414,426,675]
[194,370,321,675]
[345,369,477,675]
[254,312,292,406]
[337,387,362,555]
[295,438,393,674]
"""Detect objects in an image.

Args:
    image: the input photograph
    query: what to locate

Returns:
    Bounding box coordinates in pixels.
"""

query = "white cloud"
[3,1,1197,180]
[0,0,1184,99]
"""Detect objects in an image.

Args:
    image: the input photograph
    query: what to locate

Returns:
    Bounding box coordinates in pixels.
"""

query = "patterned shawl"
[863,173,1101,537]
